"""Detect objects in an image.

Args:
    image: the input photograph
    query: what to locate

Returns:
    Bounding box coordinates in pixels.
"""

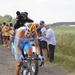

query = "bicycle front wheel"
[32,54,39,75]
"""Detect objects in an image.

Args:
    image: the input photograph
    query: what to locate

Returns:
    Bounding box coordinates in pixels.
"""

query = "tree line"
[49,22,75,26]
[0,14,16,25]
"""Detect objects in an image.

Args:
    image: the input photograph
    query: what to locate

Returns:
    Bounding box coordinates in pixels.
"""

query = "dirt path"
[0,45,66,75]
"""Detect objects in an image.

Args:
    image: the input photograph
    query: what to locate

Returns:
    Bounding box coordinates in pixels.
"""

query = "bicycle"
[11,42,44,75]
[20,45,44,75]
[20,54,44,75]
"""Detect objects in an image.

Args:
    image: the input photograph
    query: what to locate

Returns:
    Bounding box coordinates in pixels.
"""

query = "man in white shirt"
[42,24,56,62]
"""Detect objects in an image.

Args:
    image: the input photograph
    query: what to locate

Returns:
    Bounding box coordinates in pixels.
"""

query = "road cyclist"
[13,22,44,75]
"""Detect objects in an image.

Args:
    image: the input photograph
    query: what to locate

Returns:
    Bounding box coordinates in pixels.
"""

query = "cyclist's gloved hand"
[18,55,24,60]
[38,55,44,60]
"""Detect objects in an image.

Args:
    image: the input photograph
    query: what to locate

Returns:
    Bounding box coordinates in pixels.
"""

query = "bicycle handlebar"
[24,57,40,60]
[23,57,44,67]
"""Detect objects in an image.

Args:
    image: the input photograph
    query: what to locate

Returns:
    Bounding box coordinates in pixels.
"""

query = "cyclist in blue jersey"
[13,23,44,75]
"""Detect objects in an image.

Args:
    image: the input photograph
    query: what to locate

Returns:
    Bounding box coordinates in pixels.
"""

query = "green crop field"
[50,26,75,73]
[52,26,75,34]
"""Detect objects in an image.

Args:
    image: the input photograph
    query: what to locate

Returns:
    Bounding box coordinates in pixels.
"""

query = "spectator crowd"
[0,20,56,62]
[36,21,56,62]
[0,22,14,50]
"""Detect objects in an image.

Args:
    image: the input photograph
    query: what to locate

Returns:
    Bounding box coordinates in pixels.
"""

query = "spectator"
[5,24,10,48]
[0,24,3,44]
[9,23,15,50]
[42,24,56,62]
[1,23,7,46]
[39,20,48,61]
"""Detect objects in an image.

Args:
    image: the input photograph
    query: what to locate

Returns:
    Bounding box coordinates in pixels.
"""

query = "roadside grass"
[50,26,75,73]
[53,55,75,72]
[55,33,75,57]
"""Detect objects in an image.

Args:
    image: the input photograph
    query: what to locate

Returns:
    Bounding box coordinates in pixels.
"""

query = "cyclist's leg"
[23,41,33,57]
[24,41,40,75]
[14,40,24,75]
[14,60,21,75]
[14,53,23,75]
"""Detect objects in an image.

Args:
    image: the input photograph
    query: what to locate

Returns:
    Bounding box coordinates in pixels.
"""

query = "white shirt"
[10,27,14,37]
[46,28,56,45]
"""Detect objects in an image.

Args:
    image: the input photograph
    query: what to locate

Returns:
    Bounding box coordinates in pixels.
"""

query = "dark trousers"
[49,44,55,62]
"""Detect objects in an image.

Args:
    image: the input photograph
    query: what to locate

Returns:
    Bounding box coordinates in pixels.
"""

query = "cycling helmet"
[28,23,36,33]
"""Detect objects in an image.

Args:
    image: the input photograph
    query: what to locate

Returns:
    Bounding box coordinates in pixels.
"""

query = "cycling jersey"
[13,26,38,58]
[15,26,38,42]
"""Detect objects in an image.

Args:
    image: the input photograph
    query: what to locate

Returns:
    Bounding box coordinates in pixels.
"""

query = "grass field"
[51,26,75,73]
[52,26,75,34]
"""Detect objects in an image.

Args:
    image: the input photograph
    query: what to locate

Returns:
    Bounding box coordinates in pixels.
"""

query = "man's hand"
[18,55,24,60]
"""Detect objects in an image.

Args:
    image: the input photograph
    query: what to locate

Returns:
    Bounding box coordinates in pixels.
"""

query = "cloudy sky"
[0,0,75,24]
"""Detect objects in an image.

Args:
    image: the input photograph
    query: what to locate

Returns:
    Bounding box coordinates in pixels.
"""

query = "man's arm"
[42,33,49,40]
[16,40,22,55]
